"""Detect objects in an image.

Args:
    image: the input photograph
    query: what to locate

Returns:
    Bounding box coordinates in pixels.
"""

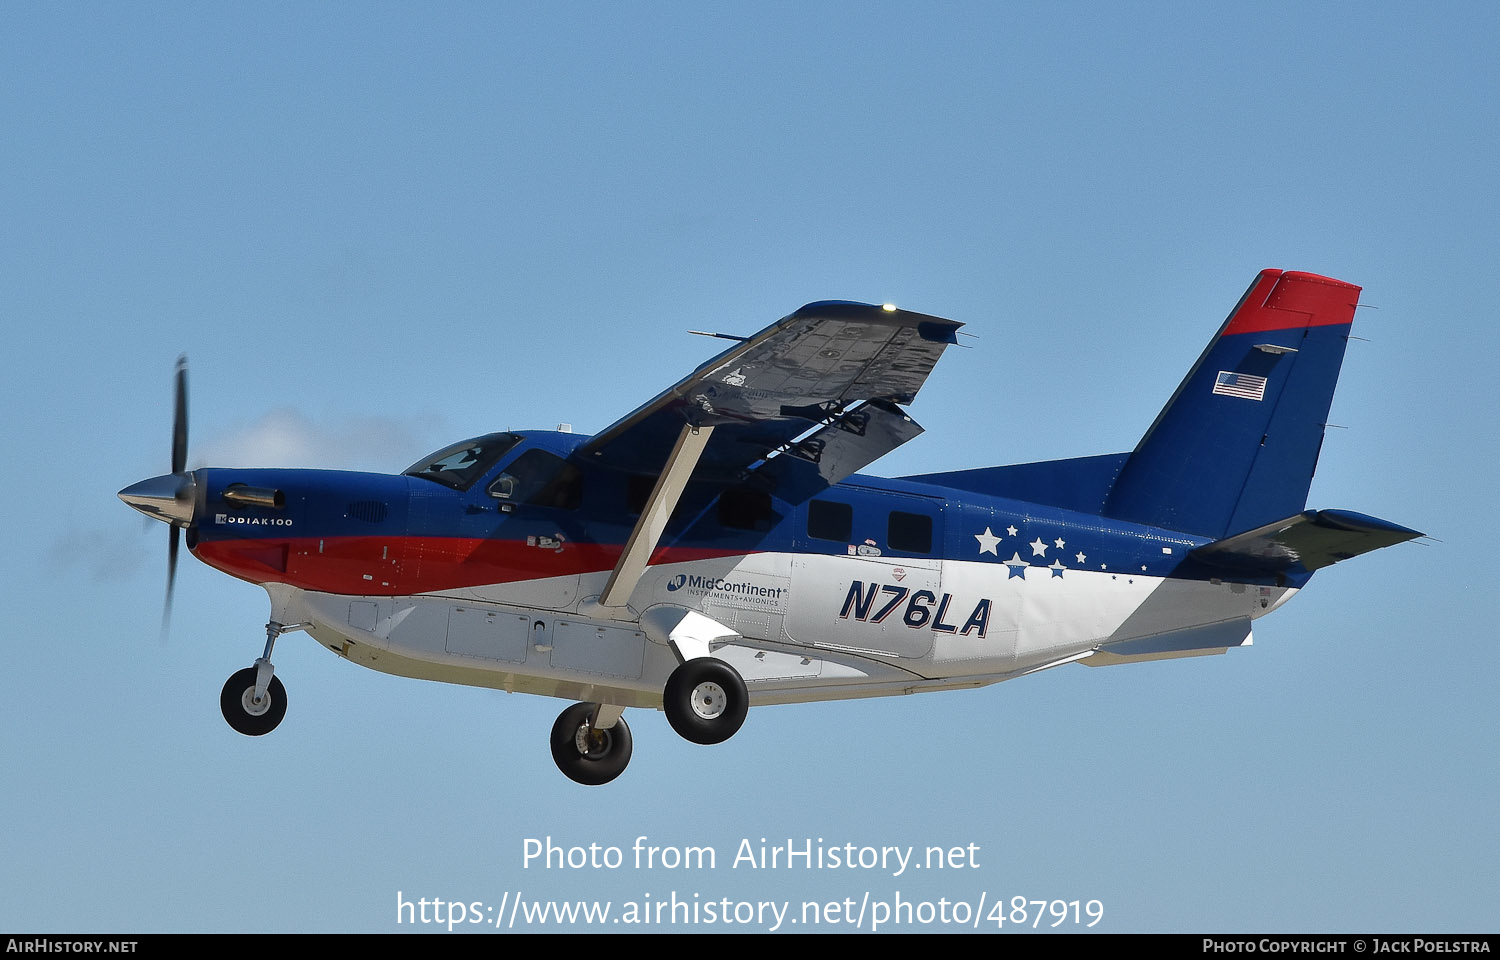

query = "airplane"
[119,269,1421,785]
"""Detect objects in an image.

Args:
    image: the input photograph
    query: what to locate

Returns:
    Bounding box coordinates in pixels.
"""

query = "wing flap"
[752,399,924,501]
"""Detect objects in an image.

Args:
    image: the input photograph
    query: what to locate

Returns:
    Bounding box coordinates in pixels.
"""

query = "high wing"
[577,300,963,612]
[574,300,962,485]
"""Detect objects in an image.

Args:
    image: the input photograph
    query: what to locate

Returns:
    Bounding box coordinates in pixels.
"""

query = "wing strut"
[595,423,716,612]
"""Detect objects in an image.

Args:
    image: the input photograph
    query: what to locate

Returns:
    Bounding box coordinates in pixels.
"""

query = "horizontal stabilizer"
[1189,509,1422,575]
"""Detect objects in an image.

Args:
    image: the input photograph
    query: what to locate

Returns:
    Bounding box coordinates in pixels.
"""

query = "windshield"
[403,433,521,490]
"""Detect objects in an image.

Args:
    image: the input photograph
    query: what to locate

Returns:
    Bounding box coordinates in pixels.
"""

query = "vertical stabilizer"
[1102,270,1359,538]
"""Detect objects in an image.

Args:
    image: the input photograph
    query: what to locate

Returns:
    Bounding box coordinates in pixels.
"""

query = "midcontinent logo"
[665,573,785,600]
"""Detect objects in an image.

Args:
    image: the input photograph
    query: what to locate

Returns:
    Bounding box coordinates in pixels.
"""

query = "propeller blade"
[165,355,188,638]
[171,354,188,475]
[163,524,180,635]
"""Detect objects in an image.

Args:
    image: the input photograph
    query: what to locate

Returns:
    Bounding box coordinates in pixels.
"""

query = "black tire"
[663,658,748,745]
[220,667,287,737]
[550,703,632,786]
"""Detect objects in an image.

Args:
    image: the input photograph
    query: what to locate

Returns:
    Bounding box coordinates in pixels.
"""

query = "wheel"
[550,703,632,786]
[663,658,748,745]
[220,667,287,736]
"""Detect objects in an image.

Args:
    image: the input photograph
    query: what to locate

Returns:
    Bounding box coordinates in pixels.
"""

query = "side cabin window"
[807,499,852,542]
[488,450,582,510]
[887,510,932,554]
[717,488,777,532]
[625,473,657,516]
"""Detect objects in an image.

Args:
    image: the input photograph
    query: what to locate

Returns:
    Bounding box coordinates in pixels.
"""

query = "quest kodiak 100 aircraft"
[120,269,1420,784]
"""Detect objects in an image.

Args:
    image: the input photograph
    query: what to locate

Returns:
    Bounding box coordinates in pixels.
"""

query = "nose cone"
[119,472,197,525]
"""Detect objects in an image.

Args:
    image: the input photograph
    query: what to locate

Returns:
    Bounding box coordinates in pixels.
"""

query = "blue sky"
[2,2,1495,932]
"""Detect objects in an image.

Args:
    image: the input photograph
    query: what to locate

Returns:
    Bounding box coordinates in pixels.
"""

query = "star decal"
[1075,551,1087,564]
[1049,560,1066,578]
[1030,537,1048,557]
[1003,552,1028,579]
[1006,525,1018,537]
[974,527,1001,556]
[1054,537,1066,549]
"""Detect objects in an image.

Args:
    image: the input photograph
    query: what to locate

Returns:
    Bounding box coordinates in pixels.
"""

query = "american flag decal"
[1213,370,1268,401]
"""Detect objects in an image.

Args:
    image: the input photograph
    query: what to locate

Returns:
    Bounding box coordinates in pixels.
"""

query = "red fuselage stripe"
[193,535,748,595]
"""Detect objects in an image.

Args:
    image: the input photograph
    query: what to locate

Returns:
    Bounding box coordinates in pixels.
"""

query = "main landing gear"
[663,657,748,745]
[549,658,749,785]
[221,621,295,737]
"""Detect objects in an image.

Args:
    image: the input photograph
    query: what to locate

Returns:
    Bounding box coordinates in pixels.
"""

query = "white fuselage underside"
[277,551,1293,709]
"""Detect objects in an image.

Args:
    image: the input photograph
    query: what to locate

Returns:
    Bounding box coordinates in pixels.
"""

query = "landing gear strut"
[550,703,632,785]
[220,621,294,737]
[663,658,748,745]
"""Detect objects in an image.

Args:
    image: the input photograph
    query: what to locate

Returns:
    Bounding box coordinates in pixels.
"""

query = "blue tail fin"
[1101,270,1359,538]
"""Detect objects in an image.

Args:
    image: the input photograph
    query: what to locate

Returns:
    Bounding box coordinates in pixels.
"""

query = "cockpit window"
[487,450,583,510]
[403,433,521,490]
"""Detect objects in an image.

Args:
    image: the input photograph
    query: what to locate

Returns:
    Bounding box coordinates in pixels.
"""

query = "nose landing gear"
[221,666,286,736]
[550,703,633,785]
[220,621,299,737]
